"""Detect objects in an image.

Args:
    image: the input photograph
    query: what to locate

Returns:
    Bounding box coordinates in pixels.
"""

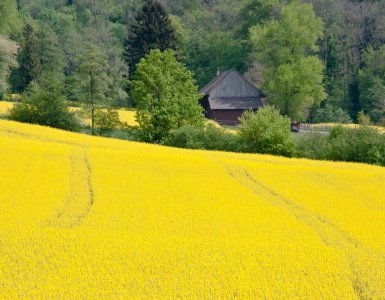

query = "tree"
[130,49,204,143]
[9,74,80,131]
[359,46,385,124]
[312,104,352,124]
[250,1,326,120]
[35,22,65,76]
[238,105,294,156]
[0,36,18,96]
[73,44,109,135]
[124,0,177,77]
[94,108,122,136]
[184,31,251,88]
[0,0,20,35]
[12,24,42,92]
[238,0,282,38]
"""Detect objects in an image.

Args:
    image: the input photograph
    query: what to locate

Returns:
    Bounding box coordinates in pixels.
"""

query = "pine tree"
[124,0,177,78]
[13,24,42,92]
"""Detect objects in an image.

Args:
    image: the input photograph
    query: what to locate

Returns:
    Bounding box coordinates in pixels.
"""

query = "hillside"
[0,120,384,298]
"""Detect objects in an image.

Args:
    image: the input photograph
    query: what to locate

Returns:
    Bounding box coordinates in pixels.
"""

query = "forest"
[1,0,385,125]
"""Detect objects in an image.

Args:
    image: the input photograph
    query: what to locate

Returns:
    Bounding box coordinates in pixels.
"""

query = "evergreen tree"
[13,24,42,92]
[124,0,177,77]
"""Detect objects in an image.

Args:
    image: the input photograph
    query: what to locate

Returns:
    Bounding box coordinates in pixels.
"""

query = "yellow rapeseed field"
[1,120,385,298]
[0,101,139,126]
[0,101,14,116]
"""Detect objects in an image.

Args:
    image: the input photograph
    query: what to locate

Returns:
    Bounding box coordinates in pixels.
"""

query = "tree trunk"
[91,107,95,135]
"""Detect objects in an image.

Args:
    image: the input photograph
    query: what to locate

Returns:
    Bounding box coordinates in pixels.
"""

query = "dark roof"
[199,70,234,95]
[208,97,263,110]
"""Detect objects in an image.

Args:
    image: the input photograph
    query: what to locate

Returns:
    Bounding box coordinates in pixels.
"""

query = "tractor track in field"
[220,162,383,300]
[47,146,94,228]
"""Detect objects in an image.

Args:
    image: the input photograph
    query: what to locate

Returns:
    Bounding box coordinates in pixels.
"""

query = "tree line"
[1,0,385,132]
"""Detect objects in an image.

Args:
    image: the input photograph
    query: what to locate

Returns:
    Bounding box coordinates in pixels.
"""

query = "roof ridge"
[199,70,233,95]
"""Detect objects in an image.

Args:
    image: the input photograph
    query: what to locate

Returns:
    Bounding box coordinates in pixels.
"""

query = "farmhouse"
[199,70,265,125]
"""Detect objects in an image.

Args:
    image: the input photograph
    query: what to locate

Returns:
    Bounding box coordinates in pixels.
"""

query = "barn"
[199,70,265,125]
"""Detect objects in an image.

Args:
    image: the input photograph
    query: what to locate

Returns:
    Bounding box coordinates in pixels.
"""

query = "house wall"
[211,110,246,124]
[209,72,261,98]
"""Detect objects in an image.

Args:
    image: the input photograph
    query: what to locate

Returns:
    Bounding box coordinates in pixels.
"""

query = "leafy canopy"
[238,105,294,156]
[359,46,385,124]
[0,36,18,95]
[9,74,80,131]
[250,0,326,119]
[130,49,204,143]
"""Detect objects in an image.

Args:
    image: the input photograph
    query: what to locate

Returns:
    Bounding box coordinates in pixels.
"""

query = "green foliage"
[12,24,42,92]
[166,124,239,151]
[0,36,18,95]
[124,0,177,77]
[250,0,325,119]
[94,109,122,136]
[9,75,81,131]
[357,111,371,125]
[183,32,251,87]
[238,0,282,37]
[293,132,328,160]
[294,126,385,166]
[326,126,385,165]
[0,0,20,35]
[35,22,65,75]
[130,49,204,143]
[73,44,110,135]
[238,105,294,156]
[312,104,352,124]
[359,46,385,124]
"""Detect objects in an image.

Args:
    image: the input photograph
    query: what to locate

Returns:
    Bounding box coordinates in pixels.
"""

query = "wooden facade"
[199,70,264,125]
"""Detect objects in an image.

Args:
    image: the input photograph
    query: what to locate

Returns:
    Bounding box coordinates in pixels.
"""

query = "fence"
[215,120,238,126]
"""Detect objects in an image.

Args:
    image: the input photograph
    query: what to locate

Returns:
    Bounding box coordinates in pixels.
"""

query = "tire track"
[47,146,94,228]
[222,163,384,300]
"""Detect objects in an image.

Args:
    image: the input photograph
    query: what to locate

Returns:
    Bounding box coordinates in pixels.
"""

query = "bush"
[312,104,352,124]
[326,126,385,165]
[238,106,294,156]
[357,111,371,125]
[94,109,122,136]
[165,124,240,152]
[293,132,328,160]
[9,79,81,131]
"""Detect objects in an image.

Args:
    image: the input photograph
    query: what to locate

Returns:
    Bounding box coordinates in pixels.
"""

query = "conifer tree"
[124,0,177,77]
[13,24,42,92]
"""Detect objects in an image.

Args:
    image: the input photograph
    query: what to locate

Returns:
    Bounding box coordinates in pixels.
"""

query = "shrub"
[357,111,371,125]
[293,132,328,160]
[326,126,385,165]
[312,104,352,124]
[9,78,81,131]
[165,124,240,152]
[94,109,122,136]
[238,105,294,156]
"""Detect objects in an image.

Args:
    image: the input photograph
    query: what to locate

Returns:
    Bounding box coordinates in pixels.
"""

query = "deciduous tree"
[130,49,204,143]
[0,36,18,95]
[250,0,326,120]
[74,44,109,135]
